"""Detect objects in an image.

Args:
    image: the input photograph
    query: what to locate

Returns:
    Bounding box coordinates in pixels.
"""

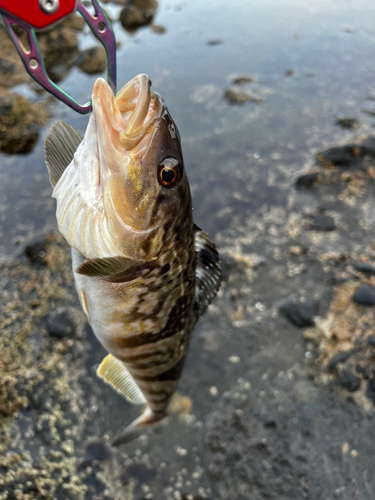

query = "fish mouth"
[92,74,162,153]
[91,75,164,234]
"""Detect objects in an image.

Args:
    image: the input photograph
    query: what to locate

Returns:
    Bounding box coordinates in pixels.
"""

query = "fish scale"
[45,74,221,445]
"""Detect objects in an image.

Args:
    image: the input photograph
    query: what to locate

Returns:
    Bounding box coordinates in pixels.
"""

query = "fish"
[44,74,221,445]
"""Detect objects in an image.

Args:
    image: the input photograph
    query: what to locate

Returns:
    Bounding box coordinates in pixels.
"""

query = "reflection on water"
[1,0,375,498]
[1,0,375,257]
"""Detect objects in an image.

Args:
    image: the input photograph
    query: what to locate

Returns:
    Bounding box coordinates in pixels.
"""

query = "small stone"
[150,24,166,34]
[367,337,375,346]
[353,262,375,276]
[307,214,336,232]
[339,369,360,392]
[207,39,223,45]
[76,46,106,74]
[175,446,188,456]
[366,379,375,403]
[46,308,76,338]
[24,237,47,265]
[278,295,319,328]
[341,442,349,454]
[120,0,158,31]
[353,285,375,306]
[224,88,263,105]
[263,419,277,428]
[335,117,360,129]
[232,75,255,85]
[209,386,219,397]
[0,88,47,155]
[362,366,371,380]
[295,172,319,189]
[229,355,240,364]
[328,350,356,370]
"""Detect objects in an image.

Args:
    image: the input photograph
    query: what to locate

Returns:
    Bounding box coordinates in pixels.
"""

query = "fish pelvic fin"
[111,407,168,447]
[76,256,142,278]
[45,120,82,187]
[194,224,221,317]
[97,354,146,405]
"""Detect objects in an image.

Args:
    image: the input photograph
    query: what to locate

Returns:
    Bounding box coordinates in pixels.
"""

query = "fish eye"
[157,158,182,188]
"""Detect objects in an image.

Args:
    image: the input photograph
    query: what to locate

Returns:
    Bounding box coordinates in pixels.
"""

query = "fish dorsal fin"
[97,354,146,405]
[45,120,82,187]
[75,256,142,279]
[194,225,221,317]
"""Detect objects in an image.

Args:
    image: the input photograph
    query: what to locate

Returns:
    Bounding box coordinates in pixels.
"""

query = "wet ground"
[2,0,375,498]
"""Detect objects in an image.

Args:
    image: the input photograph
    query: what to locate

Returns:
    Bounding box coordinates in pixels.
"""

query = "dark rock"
[360,137,375,156]
[0,88,47,155]
[316,138,375,169]
[46,308,76,338]
[366,379,375,404]
[263,419,277,428]
[362,366,371,380]
[338,369,361,392]
[367,336,375,346]
[328,350,356,370]
[232,76,255,85]
[76,46,106,75]
[120,0,158,31]
[295,172,319,189]
[316,145,361,167]
[353,284,375,306]
[207,39,223,45]
[307,214,336,232]
[79,439,112,468]
[24,238,47,265]
[223,88,263,105]
[278,295,319,327]
[353,262,375,275]
[335,117,360,129]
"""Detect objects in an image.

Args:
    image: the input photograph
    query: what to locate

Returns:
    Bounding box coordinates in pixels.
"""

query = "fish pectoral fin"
[45,120,82,187]
[97,354,146,405]
[194,224,221,317]
[75,256,142,279]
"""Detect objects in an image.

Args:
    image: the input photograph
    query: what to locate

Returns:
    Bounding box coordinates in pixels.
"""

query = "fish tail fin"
[111,407,168,447]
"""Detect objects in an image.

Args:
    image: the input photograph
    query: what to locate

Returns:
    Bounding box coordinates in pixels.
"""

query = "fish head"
[92,75,192,260]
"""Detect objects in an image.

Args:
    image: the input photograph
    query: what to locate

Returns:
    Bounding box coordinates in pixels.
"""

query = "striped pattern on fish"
[45,74,221,445]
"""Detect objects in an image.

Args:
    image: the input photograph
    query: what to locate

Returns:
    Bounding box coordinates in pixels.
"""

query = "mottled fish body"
[45,75,220,444]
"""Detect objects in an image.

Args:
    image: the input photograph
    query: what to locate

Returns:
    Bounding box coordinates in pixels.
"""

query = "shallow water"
[2,0,375,498]
[2,0,375,257]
